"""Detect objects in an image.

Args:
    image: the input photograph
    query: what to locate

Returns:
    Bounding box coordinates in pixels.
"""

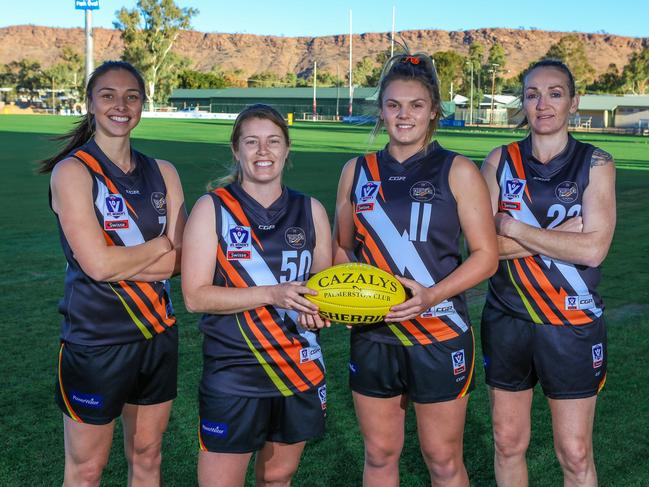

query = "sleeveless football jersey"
[486,135,604,325]
[200,183,325,397]
[53,139,175,345]
[350,142,471,346]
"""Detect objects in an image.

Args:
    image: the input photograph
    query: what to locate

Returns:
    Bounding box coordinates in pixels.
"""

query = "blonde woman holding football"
[333,53,498,486]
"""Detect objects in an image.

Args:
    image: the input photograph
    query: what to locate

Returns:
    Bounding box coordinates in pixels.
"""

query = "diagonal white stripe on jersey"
[499,163,602,318]
[95,178,145,247]
[356,167,468,332]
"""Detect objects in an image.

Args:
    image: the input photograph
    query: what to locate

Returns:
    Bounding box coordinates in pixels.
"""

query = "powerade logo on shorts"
[227,225,251,260]
[499,178,526,211]
[451,349,466,376]
[348,361,358,374]
[592,343,604,369]
[201,420,228,438]
[103,194,129,230]
[556,181,579,203]
[70,391,104,409]
[356,181,381,213]
[318,385,327,411]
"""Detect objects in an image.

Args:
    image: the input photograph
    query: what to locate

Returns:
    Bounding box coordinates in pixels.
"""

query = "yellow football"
[305,263,406,325]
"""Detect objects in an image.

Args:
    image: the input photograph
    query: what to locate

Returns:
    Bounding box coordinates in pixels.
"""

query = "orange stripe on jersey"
[217,246,249,288]
[134,281,175,327]
[117,281,166,333]
[457,329,475,398]
[243,311,310,392]
[352,212,392,272]
[214,187,264,251]
[256,306,323,387]
[75,150,139,218]
[364,153,385,201]
[103,230,115,245]
[506,143,532,203]
[400,320,433,345]
[58,343,83,423]
[523,257,591,325]
[513,259,561,324]
[417,317,460,342]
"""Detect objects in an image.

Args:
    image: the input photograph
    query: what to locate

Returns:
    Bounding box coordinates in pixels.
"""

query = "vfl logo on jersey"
[318,385,327,411]
[499,178,526,211]
[410,181,436,202]
[565,294,595,311]
[556,181,579,203]
[299,346,322,363]
[200,420,228,438]
[285,227,306,249]
[103,194,129,230]
[451,349,466,375]
[227,225,252,260]
[150,192,167,215]
[356,181,381,213]
[592,343,603,369]
[421,301,456,318]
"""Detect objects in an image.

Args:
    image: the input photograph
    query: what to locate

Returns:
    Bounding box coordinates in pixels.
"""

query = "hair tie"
[402,56,421,65]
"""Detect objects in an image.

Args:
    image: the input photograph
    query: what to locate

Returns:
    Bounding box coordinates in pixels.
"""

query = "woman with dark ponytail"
[44,61,186,486]
[480,59,616,486]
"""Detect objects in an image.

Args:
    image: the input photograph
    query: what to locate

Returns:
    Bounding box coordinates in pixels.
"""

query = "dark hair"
[518,58,576,128]
[371,52,443,146]
[38,61,146,173]
[217,104,291,186]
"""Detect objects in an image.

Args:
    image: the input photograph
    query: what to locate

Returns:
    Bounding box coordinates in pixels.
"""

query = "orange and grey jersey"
[486,135,604,325]
[350,142,471,346]
[53,139,175,345]
[200,183,325,397]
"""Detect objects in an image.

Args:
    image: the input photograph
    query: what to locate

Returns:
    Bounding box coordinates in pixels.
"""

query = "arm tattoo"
[591,148,613,167]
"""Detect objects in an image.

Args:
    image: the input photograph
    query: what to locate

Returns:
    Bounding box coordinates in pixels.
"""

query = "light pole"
[465,61,474,125]
[489,63,500,125]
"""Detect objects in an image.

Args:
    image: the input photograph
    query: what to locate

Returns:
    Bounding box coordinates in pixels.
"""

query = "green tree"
[114,0,198,108]
[622,46,649,95]
[483,42,507,93]
[463,42,485,102]
[433,51,465,101]
[41,63,70,109]
[545,35,595,91]
[353,57,378,87]
[587,63,624,94]
[13,59,42,101]
[60,47,84,92]
[247,71,283,88]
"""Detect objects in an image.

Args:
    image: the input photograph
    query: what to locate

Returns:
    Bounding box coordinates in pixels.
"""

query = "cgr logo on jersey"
[556,181,579,203]
[103,194,129,230]
[356,181,381,213]
[227,225,252,260]
[285,227,306,249]
[318,385,327,411]
[421,301,456,318]
[592,343,603,368]
[565,294,595,311]
[200,420,228,438]
[499,178,526,211]
[150,192,167,215]
[299,345,322,363]
[409,181,436,202]
[451,349,466,375]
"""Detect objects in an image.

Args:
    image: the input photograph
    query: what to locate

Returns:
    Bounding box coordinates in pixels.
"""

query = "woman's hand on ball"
[299,312,331,330]
[269,282,319,314]
[385,275,437,322]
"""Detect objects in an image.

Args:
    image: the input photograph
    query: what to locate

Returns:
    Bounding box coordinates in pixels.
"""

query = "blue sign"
[75,0,100,10]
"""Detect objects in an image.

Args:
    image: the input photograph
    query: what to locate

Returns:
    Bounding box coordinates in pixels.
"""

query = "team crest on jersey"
[103,194,129,230]
[227,225,252,260]
[356,181,381,213]
[150,192,167,215]
[592,343,603,368]
[565,294,595,311]
[318,385,327,411]
[409,181,436,202]
[499,178,526,211]
[451,349,466,375]
[556,181,579,203]
[421,301,456,318]
[285,227,306,249]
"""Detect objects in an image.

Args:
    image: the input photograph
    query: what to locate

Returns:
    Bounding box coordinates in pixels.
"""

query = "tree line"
[1,0,647,109]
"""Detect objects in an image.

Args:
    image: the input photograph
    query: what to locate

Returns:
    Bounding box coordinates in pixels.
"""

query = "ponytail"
[38,113,95,173]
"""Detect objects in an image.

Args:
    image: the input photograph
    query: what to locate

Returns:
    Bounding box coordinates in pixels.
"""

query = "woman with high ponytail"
[45,60,186,486]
